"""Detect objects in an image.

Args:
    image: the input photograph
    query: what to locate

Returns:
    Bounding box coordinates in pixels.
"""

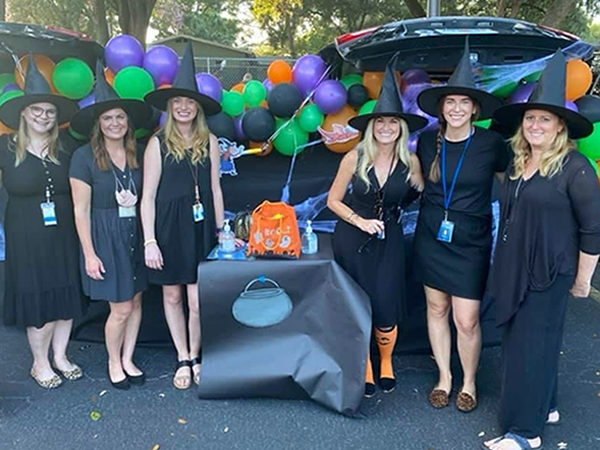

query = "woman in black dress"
[414,39,506,411]
[484,51,600,450]
[142,42,223,390]
[0,57,83,388]
[328,54,428,397]
[69,62,153,390]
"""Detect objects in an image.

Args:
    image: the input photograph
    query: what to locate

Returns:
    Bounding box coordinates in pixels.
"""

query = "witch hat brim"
[70,61,154,136]
[348,52,428,133]
[0,55,77,130]
[417,38,502,119]
[493,50,593,139]
[144,41,221,115]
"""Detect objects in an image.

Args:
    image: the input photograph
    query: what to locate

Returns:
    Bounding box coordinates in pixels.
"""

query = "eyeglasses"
[29,106,57,119]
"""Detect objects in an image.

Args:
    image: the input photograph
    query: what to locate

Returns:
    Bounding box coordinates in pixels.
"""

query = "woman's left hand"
[570,278,591,298]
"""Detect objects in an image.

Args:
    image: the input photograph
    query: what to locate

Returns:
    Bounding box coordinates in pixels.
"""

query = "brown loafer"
[428,388,450,408]
[456,389,477,413]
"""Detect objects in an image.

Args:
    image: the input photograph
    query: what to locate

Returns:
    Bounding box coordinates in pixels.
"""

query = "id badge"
[437,220,455,243]
[41,202,58,227]
[119,206,137,218]
[192,203,204,222]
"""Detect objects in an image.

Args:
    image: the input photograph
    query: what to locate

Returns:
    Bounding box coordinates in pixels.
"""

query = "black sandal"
[173,360,192,390]
[191,355,202,386]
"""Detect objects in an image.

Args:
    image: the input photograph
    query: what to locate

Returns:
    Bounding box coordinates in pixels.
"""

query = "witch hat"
[417,37,502,119]
[494,50,592,139]
[348,52,428,132]
[70,60,153,136]
[0,55,78,130]
[145,41,221,115]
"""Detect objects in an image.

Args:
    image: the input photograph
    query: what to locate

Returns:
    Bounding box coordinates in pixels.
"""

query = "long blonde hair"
[509,120,574,180]
[356,118,412,191]
[90,116,138,171]
[163,98,210,164]
[13,114,61,166]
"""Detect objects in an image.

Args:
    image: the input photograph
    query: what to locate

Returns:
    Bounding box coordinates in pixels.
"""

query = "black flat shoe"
[124,370,145,386]
[108,371,130,390]
[364,382,376,398]
[379,377,396,393]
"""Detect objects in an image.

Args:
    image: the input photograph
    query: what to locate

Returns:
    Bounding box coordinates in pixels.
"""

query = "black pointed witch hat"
[144,41,221,115]
[70,60,153,136]
[417,37,502,119]
[0,55,78,130]
[348,52,428,132]
[494,50,592,139]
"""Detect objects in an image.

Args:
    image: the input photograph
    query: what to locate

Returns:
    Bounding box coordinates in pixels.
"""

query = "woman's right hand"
[85,254,105,281]
[145,243,164,270]
[355,217,385,235]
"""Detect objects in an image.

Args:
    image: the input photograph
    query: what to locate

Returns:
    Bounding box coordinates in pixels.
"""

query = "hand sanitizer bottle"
[302,220,318,255]
[220,219,236,254]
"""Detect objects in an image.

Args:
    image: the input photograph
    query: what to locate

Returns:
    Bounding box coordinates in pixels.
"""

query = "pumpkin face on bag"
[247,201,301,259]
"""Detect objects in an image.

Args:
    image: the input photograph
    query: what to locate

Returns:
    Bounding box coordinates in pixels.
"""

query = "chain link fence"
[194,57,297,90]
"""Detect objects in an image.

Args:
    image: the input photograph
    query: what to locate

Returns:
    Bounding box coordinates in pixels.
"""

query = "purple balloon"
[195,73,223,103]
[565,100,578,112]
[234,113,247,141]
[509,83,537,104]
[263,78,274,92]
[402,82,429,109]
[144,45,179,86]
[105,34,145,73]
[78,93,96,109]
[401,69,430,93]
[159,112,167,128]
[2,83,19,93]
[408,134,418,153]
[313,80,347,115]
[292,54,327,98]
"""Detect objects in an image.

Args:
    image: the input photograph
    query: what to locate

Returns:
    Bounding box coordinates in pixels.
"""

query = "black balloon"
[267,83,302,118]
[574,95,600,123]
[206,112,236,141]
[242,107,276,142]
[347,84,369,108]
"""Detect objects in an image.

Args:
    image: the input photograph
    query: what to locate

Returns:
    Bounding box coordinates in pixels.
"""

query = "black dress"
[0,134,85,328]
[69,144,147,302]
[332,159,418,329]
[148,135,217,285]
[491,151,600,439]
[414,127,509,299]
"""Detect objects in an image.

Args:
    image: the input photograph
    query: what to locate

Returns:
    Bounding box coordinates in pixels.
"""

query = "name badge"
[119,206,137,218]
[41,202,58,226]
[377,228,386,240]
[437,220,455,243]
[193,203,204,222]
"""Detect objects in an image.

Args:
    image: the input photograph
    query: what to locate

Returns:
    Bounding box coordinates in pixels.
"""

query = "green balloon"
[243,80,267,108]
[222,91,245,117]
[340,74,363,89]
[359,99,377,115]
[523,70,542,83]
[69,126,87,141]
[113,67,155,101]
[0,90,24,107]
[0,73,16,91]
[52,58,94,100]
[492,80,519,99]
[578,122,600,160]
[273,120,309,156]
[474,119,492,129]
[298,103,324,133]
[135,128,151,139]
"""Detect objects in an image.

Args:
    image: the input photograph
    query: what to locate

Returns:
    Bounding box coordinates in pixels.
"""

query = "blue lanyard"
[441,132,473,214]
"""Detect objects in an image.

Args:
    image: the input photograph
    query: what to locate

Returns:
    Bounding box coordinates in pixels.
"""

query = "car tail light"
[335,26,379,46]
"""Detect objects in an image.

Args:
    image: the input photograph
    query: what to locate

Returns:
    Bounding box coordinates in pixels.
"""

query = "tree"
[110,0,157,46]
[1,0,6,21]
[250,0,306,57]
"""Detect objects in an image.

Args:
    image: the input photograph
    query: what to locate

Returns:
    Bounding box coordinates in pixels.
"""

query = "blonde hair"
[13,113,61,167]
[355,117,413,191]
[163,98,210,165]
[509,120,574,180]
[90,115,139,171]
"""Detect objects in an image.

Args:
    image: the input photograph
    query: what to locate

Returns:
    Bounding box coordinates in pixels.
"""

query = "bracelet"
[347,212,357,224]
[144,239,157,247]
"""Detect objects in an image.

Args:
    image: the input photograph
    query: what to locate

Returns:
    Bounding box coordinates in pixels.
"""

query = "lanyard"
[112,164,137,195]
[441,132,473,216]
[186,155,201,205]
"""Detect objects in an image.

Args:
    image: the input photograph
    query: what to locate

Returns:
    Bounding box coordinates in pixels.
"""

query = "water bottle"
[302,220,319,255]
[220,219,236,254]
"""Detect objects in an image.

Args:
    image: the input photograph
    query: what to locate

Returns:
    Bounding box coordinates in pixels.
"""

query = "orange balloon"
[267,60,293,84]
[320,105,361,154]
[362,71,401,99]
[250,141,273,157]
[0,120,15,136]
[104,67,115,86]
[260,100,268,108]
[59,122,70,130]
[231,83,245,93]
[158,83,172,89]
[566,60,592,101]
[15,54,56,92]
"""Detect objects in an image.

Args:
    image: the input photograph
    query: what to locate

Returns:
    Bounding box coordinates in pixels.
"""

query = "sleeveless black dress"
[148,135,217,285]
[332,159,418,329]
